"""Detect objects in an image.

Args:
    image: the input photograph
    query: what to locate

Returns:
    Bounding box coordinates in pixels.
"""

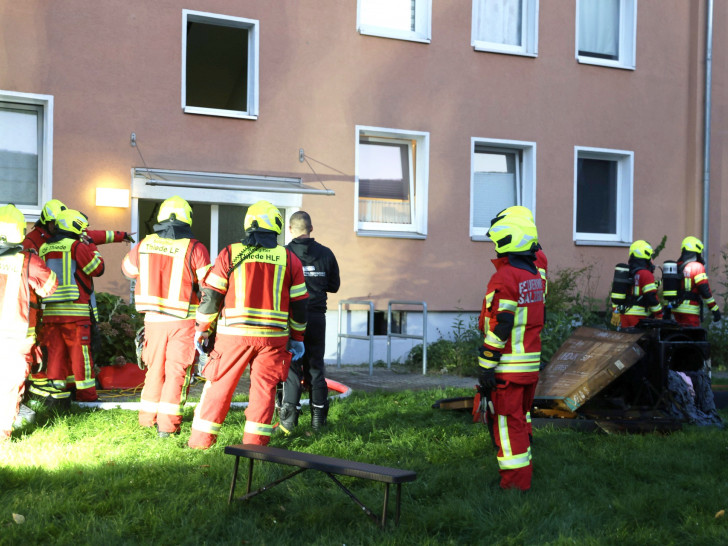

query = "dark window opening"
[186,21,248,112]
[367,311,405,336]
[576,157,617,234]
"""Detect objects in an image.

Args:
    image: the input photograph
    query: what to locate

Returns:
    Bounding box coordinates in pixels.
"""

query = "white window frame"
[573,146,633,244]
[357,0,432,44]
[470,138,536,240]
[0,90,53,222]
[471,0,539,57]
[181,10,260,119]
[355,126,429,238]
[575,0,637,70]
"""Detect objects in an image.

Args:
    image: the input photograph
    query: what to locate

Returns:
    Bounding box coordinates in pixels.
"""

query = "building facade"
[1,1,726,363]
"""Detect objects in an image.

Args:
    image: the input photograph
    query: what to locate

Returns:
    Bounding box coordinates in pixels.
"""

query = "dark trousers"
[282,312,327,407]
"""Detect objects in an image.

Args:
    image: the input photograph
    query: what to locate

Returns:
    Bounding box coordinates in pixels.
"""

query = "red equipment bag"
[97,362,147,389]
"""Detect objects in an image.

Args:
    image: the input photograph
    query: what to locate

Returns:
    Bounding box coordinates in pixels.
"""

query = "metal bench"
[224,443,417,528]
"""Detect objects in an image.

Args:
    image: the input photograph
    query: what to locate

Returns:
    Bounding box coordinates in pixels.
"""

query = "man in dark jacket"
[279,211,340,432]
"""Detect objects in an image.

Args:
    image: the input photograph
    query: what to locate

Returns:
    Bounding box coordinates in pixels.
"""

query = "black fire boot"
[278,403,299,434]
[311,400,329,431]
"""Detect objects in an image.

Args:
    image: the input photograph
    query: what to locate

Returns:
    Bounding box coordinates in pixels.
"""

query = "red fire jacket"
[39,238,105,323]
[0,249,58,340]
[122,235,210,319]
[478,256,545,375]
[197,243,308,342]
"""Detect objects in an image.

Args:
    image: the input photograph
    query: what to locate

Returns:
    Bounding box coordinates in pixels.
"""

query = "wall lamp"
[96,188,130,208]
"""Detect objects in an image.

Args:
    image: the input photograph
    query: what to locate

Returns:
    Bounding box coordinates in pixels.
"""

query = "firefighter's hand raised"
[713,309,722,323]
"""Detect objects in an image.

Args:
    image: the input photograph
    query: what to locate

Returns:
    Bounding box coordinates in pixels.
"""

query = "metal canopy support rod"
[337,300,375,375]
[386,301,427,374]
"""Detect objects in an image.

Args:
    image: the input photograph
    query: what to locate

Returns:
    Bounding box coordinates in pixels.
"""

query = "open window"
[356,126,429,238]
[470,138,536,240]
[182,10,259,119]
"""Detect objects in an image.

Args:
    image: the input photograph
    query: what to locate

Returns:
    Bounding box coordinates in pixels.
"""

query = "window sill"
[358,27,431,44]
[576,57,635,71]
[183,106,258,120]
[574,240,631,247]
[470,235,492,242]
[356,230,427,240]
[473,44,537,58]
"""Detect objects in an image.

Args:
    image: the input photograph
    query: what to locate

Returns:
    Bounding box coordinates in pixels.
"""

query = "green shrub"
[705,249,728,370]
[94,292,143,367]
[404,314,482,376]
[405,265,609,376]
[541,264,610,363]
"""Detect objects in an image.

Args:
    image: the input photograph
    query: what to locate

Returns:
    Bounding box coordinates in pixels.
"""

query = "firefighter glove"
[123,232,136,243]
[287,340,305,361]
[478,367,497,391]
[478,345,501,369]
[713,309,722,323]
[194,331,209,355]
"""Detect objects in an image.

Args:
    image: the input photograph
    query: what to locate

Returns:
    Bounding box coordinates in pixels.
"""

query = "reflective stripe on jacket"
[198,243,308,339]
[39,238,103,321]
[0,250,57,339]
[122,235,209,319]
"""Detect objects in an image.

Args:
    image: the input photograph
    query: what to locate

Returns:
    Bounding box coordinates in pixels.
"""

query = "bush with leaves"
[94,292,143,367]
[404,314,482,376]
[405,264,609,376]
[540,264,611,363]
[704,249,728,371]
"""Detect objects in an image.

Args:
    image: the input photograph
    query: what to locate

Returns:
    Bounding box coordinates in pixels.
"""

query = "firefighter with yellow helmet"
[121,196,210,437]
[671,236,721,326]
[612,240,663,329]
[23,198,134,253]
[39,209,105,402]
[188,200,308,449]
[0,204,58,440]
[477,215,545,491]
[488,206,548,297]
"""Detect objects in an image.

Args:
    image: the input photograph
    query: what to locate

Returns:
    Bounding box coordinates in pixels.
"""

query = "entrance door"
[138,199,285,258]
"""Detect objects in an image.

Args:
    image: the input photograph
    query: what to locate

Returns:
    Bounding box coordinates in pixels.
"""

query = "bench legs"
[228,456,405,528]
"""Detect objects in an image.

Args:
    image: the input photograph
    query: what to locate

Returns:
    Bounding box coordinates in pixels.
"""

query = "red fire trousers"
[188,333,291,449]
[139,320,196,433]
[44,322,98,402]
[491,375,538,491]
[0,338,33,439]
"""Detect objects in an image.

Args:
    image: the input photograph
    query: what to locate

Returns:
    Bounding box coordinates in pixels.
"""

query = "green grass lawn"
[3,388,728,545]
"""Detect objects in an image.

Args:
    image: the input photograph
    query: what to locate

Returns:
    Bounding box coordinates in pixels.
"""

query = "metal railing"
[387,300,427,374]
[336,299,375,375]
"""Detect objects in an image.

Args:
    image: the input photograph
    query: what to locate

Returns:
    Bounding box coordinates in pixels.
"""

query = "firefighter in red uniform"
[122,196,210,437]
[613,240,663,329]
[672,237,721,327]
[39,209,105,402]
[24,199,133,399]
[485,207,545,439]
[0,205,58,440]
[23,198,134,253]
[478,216,544,491]
[188,201,308,449]
[489,206,548,297]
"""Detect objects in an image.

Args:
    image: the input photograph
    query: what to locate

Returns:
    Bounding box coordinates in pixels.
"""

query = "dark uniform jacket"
[286,237,340,314]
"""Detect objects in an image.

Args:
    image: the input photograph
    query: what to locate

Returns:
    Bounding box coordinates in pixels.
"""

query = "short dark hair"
[290,210,312,234]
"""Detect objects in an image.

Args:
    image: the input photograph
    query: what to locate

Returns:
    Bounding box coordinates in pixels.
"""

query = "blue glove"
[194,331,209,355]
[287,340,305,361]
